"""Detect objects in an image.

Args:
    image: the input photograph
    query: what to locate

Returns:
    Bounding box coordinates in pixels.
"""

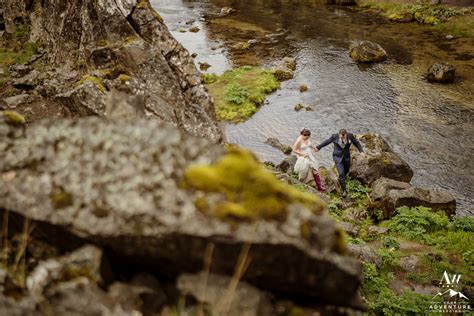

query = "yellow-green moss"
[332,227,348,255]
[76,75,106,93]
[50,189,74,209]
[184,148,324,221]
[123,36,140,46]
[2,110,26,126]
[118,74,131,82]
[204,66,280,122]
[137,1,149,9]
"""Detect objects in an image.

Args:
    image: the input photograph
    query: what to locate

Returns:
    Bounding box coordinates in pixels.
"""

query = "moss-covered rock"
[204,66,279,122]
[184,148,324,221]
[76,75,106,93]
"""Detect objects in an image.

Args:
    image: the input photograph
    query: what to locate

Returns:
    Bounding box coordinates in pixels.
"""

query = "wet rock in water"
[294,103,305,111]
[0,117,363,310]
[189,26,200,33]
[349,134,413,185]
[178,28,187,33]
[185,19,195,25]
[265,137,293,155]
[427,63,455,83]
[305,106,314,111]
[199,62,212,71]
[277,155,297,174]
[191,52,198,58]
[299,84,308,92]
[177,272,274,316]
[220,7,236,15]
[274,57,296,81]
[369,177,456,219]
[349,41,388,63]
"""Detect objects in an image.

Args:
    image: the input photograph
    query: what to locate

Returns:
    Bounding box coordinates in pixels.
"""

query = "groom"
[315,129,365,197]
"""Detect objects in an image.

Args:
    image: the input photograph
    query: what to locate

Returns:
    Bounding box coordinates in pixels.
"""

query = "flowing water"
[152,0,474,215]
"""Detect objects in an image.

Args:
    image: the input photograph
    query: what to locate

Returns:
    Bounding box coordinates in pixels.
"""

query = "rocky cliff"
[1,0,222,142]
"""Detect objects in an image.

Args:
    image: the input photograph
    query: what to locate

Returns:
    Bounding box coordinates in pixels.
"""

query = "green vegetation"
[203,66,280,122]
[184,148,325,221]
[359,1,473,37]
[0,42,38,72]
[76,75,107,93]
[384,206,449,240]
[346,178,370,200]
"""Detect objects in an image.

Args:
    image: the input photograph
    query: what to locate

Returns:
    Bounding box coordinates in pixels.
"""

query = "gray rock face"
[0,118,363,309]
[370,177,456,218]
[2,0,223,142]
[349,41,387,63]
[177,272,274,316]
[277,155,297,174]
[427,63,455,83]
[349,134,413,185]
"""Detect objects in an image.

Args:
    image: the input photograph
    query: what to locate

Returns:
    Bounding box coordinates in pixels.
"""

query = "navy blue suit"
[316,133,364,192]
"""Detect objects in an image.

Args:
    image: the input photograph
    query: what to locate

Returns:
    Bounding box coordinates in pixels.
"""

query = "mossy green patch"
[118,74,131,82]
[50,188,74,209]
[184,148,324,221]
[204,66,280,122]
[0,42,38,72]
[2,110,26,126]
[76,75,106,93]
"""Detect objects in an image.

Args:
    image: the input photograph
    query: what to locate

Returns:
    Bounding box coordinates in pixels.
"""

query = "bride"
[292,128,326,192]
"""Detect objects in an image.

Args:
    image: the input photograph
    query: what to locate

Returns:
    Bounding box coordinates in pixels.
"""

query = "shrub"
[224,83,250,105]
[386,206,449,240]
[346,178,370,200]
[449,216,474,232]
[382,235,400,249]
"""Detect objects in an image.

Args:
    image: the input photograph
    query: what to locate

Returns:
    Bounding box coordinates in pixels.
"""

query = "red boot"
[313,173,326,192]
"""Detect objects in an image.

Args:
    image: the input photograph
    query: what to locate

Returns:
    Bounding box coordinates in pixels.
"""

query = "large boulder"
[349,134,413,185]
[265,137,292,155]
[1,0,223,142]
[427,63,455,83]
[0,117,363,310]
[370,177,456,218]
[349,41,388,63]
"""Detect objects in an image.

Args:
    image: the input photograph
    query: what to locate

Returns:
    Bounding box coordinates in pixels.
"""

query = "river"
[152,0,474,215]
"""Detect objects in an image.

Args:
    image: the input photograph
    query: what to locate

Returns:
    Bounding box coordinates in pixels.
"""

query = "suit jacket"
[316,133,364,164]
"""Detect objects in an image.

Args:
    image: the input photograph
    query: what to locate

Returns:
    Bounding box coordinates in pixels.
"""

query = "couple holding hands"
[292,128,366,198]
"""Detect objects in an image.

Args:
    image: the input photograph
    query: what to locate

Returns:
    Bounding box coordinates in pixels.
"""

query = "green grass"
[204,66,280,122]
[346,178,370,200]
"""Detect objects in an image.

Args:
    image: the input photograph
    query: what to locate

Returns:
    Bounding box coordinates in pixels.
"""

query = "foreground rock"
[265,137,292,155]
[0,117,363,309]
[274,57,296,81]
[427,63,455,83]
[370,177,456,218]
[349,41,387,63]
[349,134,413,185]
[177,272,273,316]
[2,0,222,142]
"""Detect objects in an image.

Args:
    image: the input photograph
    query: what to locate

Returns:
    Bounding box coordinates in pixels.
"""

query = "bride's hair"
[300,128,311,136]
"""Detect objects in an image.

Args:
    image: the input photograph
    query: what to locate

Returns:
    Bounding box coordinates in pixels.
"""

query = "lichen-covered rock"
[369,177,456,219]
[319,166,341,194]
[349,41,387,63]
[0,117,363,309]
[427,63,455,83]
[277,155,297,174]
[2,0,223,142]
[274,57,296,81]
[177,272,274,316]
[349,134,413,185]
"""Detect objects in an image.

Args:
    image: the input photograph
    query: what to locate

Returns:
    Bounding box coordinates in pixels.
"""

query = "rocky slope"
[0,0,222,142]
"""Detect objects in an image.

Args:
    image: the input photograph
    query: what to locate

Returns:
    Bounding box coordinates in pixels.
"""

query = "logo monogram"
[440,271,462,287]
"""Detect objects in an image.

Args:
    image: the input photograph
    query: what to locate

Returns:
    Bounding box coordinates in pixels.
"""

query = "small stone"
[294,103,305,111]
[189,26,200,33]
[199,62,211,71]
[427,63,455,83]
[2,110,26,126]
[191,53,198,58]
[220,7,236,15]
[185,19,195,25]
[4,94,30,108]
[299,84,308,92]
[178,28,187,33]
[399,255,419,271]
[305,106,314,111]
[446,35,454,40]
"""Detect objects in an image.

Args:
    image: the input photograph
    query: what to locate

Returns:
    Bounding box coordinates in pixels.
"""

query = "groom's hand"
[360,152,367,158]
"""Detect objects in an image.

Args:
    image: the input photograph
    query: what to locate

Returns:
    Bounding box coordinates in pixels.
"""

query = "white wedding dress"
[294,140,319,183]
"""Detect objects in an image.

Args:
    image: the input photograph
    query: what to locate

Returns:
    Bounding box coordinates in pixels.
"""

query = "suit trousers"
[335,158,351,191]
